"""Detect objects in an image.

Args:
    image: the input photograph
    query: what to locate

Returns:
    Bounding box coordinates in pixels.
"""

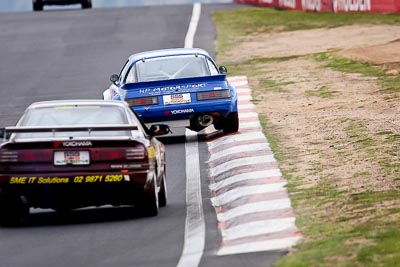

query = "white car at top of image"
[33,0,92,11]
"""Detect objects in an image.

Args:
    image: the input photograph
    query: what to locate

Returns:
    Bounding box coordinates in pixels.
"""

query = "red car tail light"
[125,96,158,107]
[106,151,124,160]
[197,90,230,101]
[1,150,52,163]
[0,151,18,162]
[21,152,36,161]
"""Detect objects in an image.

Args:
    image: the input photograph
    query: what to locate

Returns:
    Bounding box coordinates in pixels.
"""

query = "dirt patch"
[337,39,400,65]
[337,39,400,73]
[222,24,400,64]
[250,57,399,192]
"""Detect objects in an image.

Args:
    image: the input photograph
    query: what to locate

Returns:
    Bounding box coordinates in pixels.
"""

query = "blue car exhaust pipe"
[198,114,213,127]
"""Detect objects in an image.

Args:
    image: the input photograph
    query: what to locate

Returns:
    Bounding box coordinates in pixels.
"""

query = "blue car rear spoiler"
[122,74,227,91]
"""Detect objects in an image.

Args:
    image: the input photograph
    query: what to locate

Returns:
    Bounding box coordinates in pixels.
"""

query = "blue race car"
[104,48,239,133]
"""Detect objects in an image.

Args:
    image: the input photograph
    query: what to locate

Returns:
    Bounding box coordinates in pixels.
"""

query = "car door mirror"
[110,74,120,85]
[0,128,5,139]
[219,66,228,74]
[149,124,171,136]
[0,128,11,140]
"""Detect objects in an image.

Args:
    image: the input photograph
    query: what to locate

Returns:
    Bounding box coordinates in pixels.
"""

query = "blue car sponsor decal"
[139,83,206,95]
[164,108,195,116]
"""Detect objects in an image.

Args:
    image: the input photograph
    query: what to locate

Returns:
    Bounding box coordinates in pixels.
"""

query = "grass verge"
[214,6,400,267]
[213,7,400,55]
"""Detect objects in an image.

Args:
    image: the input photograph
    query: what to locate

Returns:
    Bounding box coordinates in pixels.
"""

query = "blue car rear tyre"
[223,112,239,134]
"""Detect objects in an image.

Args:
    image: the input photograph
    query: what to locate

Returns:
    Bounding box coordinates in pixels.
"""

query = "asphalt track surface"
[0,4,285,267]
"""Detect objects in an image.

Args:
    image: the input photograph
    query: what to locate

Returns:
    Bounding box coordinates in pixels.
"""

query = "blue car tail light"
[125,96,158,107]
[196,90,231,101]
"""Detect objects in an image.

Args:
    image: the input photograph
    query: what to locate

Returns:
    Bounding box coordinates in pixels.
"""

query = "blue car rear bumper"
[132,98,236,123]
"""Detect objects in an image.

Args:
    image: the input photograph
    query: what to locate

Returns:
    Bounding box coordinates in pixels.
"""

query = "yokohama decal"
[171,109,194,115]
[63,141,92,147]
[333,0,371,12]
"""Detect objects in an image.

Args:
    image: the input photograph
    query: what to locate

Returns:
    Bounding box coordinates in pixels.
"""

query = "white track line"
[209,169,282,191]
[184,3,201,49]
[211,182,287,207]
[177,4,205,267]
[177,131,205,267]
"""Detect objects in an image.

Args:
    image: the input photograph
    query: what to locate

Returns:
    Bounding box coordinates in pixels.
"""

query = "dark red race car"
[0,100,170,225]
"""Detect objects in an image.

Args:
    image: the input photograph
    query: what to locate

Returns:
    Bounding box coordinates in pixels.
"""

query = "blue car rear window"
[129,55,211,83]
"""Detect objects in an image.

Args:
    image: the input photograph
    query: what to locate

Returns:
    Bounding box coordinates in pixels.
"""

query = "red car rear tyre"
[137,177,159,217]
[0,193,28,226]
[158,172,167,208]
